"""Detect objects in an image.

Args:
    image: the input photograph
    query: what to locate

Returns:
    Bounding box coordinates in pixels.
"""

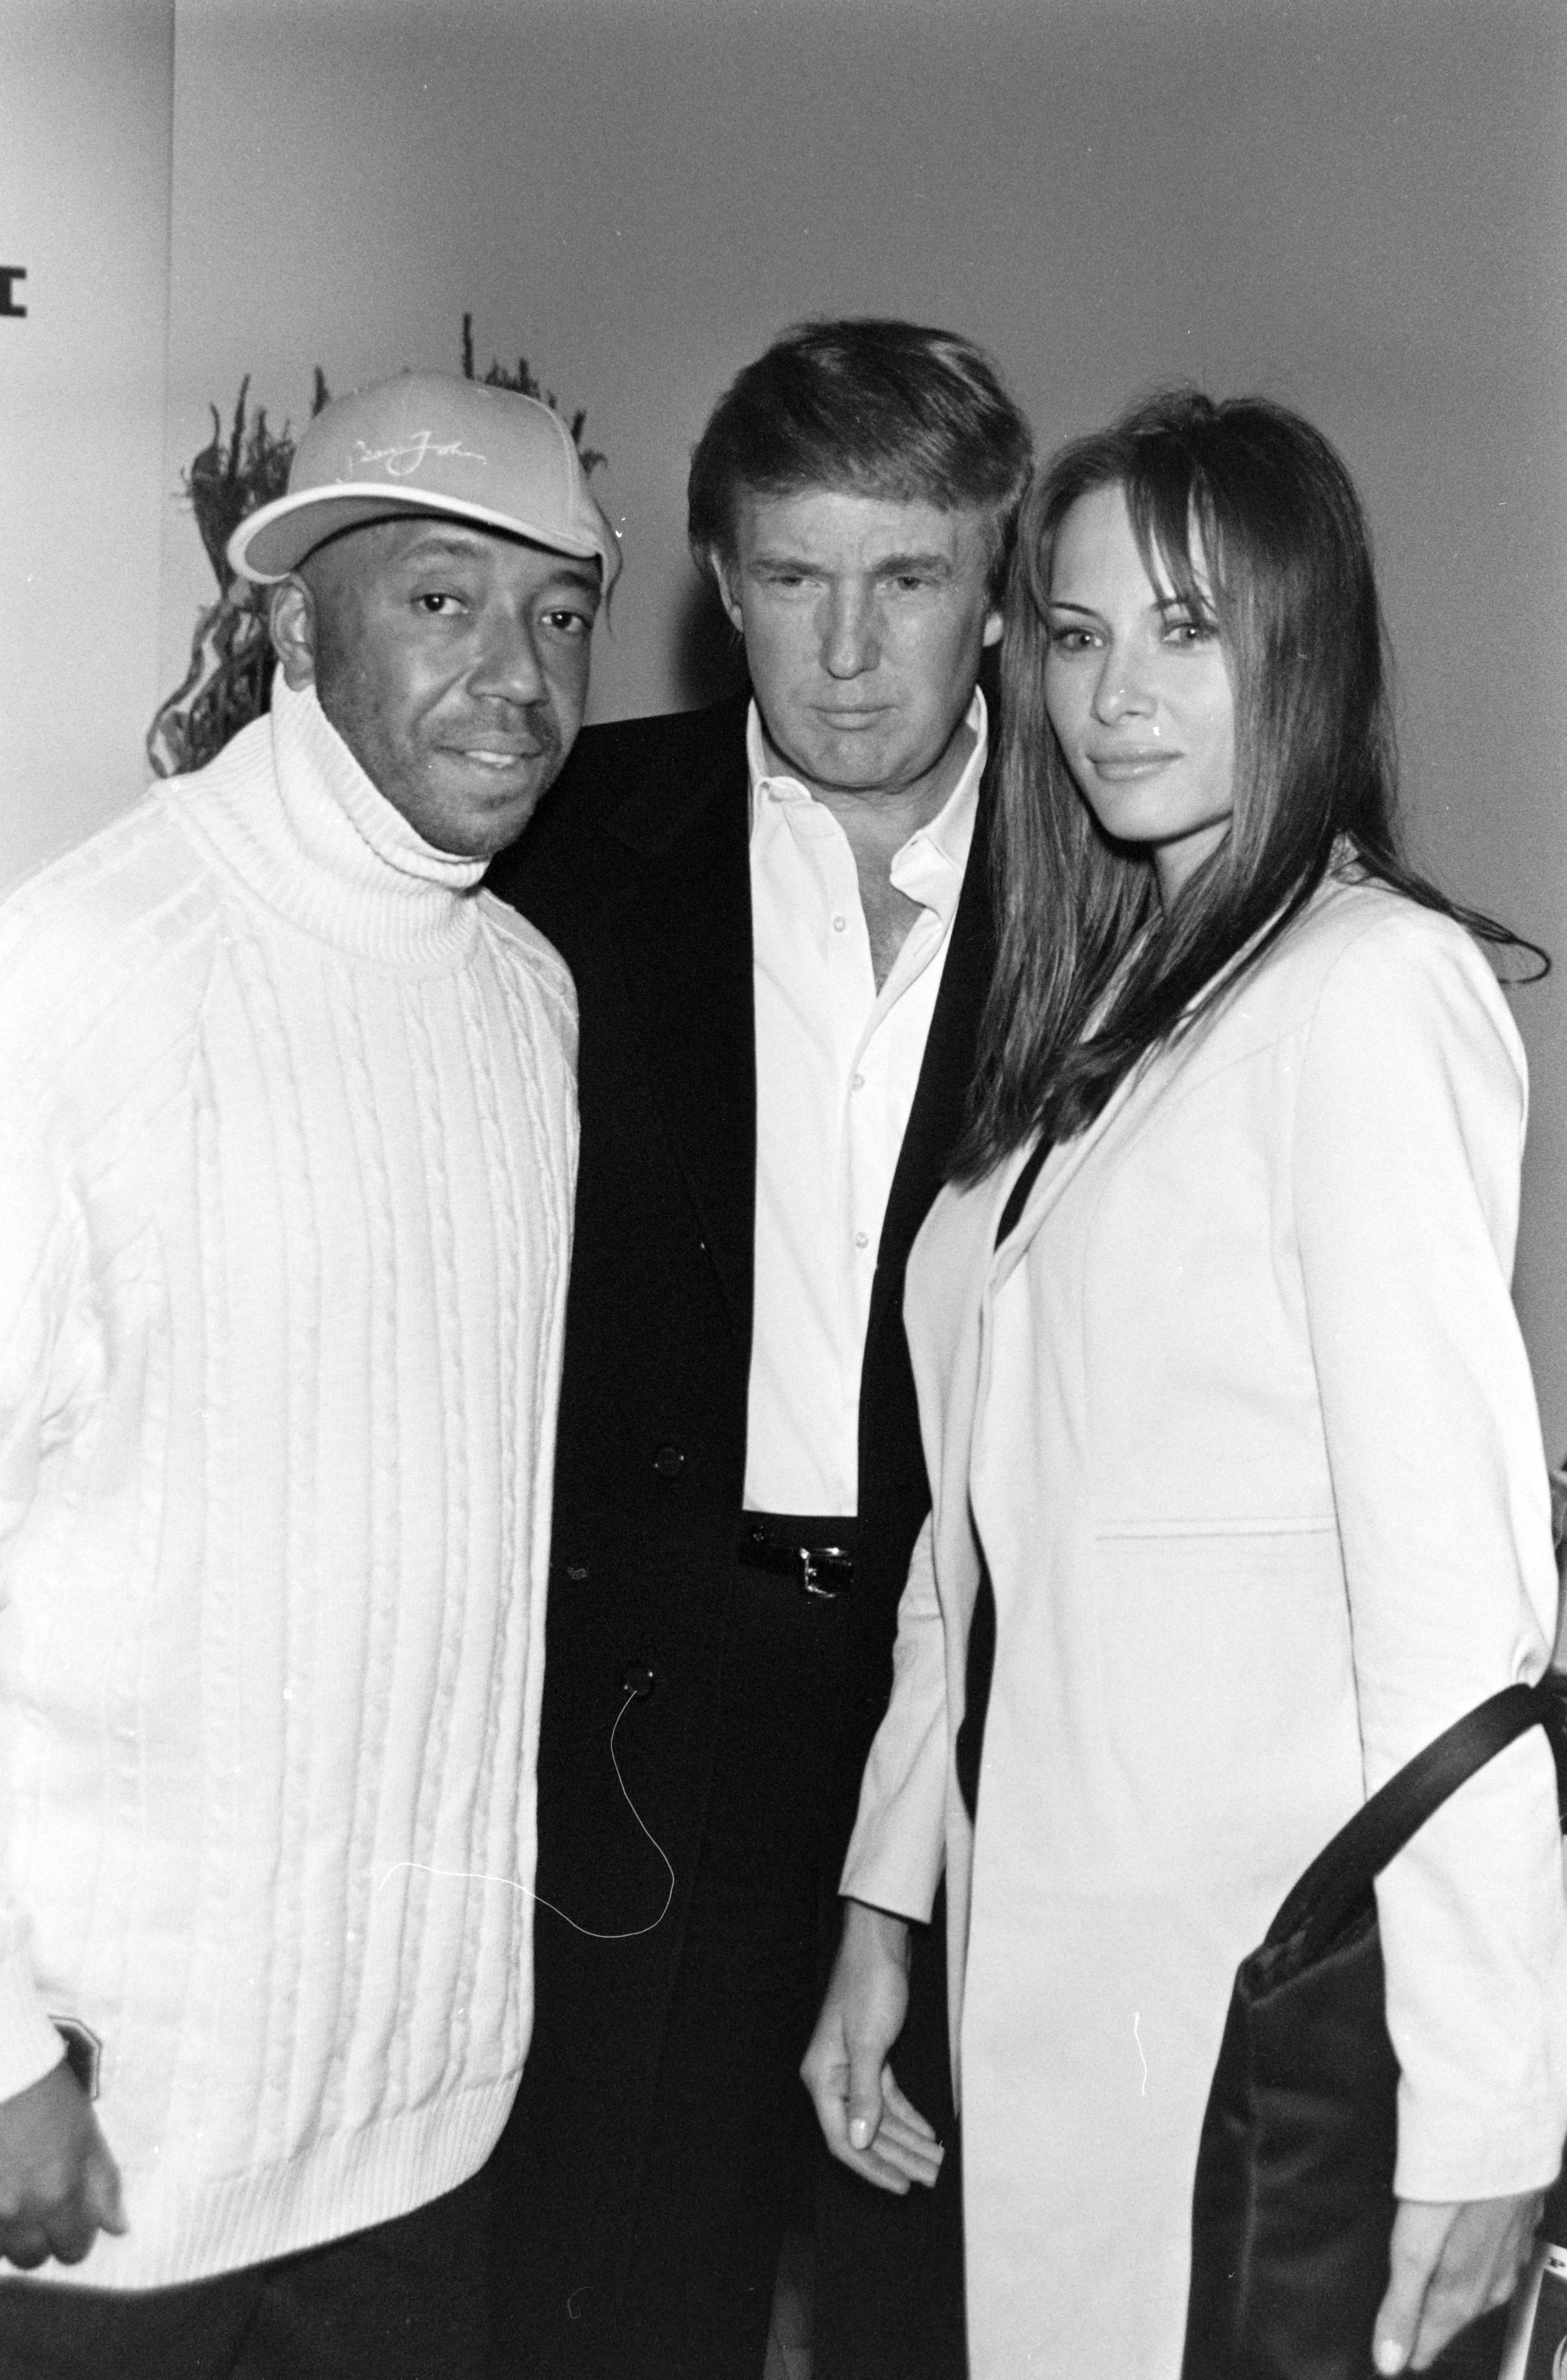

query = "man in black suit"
[487,319,1032,2379]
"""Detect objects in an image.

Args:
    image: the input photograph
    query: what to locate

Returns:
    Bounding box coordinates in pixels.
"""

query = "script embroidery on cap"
[343,431,489,480]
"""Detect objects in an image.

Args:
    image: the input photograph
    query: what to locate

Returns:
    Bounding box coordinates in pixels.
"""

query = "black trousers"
[600,1558,850,2379]
[813,1884,967,2380]
[0,2164,490,2380]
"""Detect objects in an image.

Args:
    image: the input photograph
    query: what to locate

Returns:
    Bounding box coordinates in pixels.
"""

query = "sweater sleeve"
[1291,908,1567,2199]
[0,1024,82,2099]
[840,1512,951,1922]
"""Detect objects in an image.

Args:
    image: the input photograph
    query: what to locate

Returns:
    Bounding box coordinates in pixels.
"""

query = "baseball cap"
[227,369,620,586]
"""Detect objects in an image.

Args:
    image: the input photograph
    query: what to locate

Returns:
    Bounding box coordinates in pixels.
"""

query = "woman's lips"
[1087,750,1176,780]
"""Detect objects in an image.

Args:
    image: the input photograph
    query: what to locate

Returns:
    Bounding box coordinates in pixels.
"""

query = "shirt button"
[852,1073,864,1091]
[652,1443,685,1479]
[832,916,847,933]
[855,1231,869,1250]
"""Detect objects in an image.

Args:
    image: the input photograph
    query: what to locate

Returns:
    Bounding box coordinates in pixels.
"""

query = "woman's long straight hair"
[954,389,1541,1182]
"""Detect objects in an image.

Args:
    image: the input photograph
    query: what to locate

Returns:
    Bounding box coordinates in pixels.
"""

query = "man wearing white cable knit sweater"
[0,372,613,2378]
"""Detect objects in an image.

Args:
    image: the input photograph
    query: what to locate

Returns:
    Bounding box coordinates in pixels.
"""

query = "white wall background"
[0,0,174,887]
[4,0,1566,1439]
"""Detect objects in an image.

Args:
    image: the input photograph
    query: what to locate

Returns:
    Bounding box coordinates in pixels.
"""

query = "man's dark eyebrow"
[396,528,602,593]
[748,547,955,575]
[543,561,604,599]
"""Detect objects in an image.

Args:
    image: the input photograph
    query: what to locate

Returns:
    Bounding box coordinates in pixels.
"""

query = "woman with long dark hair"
[803,391,1567,2376]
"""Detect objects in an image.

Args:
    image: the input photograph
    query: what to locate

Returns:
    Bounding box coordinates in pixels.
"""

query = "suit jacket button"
[652,1443,685,1479]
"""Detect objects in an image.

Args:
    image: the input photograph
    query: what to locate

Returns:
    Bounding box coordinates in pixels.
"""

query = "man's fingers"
[42,2201,100,2266]
[0,2222,54,2271]
[82,2138,126,2238]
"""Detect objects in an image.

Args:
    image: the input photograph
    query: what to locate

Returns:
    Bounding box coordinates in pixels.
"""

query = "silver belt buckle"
[798,1545,850,1600]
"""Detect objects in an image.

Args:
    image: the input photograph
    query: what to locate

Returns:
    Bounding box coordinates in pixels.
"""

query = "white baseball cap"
[227,369,620,586]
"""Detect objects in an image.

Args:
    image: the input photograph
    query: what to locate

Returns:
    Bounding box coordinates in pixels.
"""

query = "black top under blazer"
[485,694,994,2346]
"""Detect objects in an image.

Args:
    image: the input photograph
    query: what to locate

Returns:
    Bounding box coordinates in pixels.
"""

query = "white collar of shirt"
[744,685,987,924]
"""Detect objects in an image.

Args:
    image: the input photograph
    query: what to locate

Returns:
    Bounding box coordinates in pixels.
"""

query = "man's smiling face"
[272,515,601,858]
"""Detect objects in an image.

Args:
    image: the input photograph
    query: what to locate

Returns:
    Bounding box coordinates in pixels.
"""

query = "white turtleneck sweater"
[0,677,576,2288]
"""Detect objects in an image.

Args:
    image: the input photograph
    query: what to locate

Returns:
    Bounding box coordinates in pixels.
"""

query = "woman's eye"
[1165,615,1218,646]
[1047,626,1096,653]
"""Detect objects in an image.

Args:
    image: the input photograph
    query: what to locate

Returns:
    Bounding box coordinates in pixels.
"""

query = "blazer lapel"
[601,705,756,1351]
[989,1049,1156,1294]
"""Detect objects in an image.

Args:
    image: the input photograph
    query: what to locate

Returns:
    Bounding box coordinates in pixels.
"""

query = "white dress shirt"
[742,689,986,1516]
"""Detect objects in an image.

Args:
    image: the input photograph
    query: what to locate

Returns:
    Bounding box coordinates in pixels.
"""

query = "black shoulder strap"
[994,1134,1052,1251]
[1268,1682,1550,1958]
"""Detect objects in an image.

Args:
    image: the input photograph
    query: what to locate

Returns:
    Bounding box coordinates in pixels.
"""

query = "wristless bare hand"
[0,2059,126,2270]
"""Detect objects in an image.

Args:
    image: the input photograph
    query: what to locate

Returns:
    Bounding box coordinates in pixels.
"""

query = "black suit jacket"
[486,695,993,2354]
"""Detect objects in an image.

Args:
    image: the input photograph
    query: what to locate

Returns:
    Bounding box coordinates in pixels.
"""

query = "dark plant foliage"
[147,371,331,779]
[460,312,605,477]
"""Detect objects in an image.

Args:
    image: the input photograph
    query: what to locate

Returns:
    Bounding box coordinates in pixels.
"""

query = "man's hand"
[801,1899,944,2196]
[0,2059,126,2270]
[1373,2193,1541,2372]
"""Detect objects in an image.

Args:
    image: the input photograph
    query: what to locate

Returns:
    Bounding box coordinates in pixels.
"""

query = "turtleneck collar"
[176,674,490,970]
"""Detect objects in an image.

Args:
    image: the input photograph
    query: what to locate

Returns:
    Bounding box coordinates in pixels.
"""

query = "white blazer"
[842,874,1567,2378]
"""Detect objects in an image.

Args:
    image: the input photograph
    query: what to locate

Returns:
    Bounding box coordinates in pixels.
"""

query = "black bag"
[1182,1677,1567,2380]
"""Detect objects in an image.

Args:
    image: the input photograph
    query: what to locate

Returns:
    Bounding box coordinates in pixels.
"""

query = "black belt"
[737,1511,857,1600]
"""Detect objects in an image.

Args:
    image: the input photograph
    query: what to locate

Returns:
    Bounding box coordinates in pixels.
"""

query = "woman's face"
[1042,482,1235,906]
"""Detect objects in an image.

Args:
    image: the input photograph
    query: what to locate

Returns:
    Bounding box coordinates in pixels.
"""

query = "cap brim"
[227,483,615,584]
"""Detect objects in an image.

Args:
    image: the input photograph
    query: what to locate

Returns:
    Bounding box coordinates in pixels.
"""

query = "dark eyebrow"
[748,548,954,576]
[541,562,604,601]
[398,531,601,599]
[395,530,491,563]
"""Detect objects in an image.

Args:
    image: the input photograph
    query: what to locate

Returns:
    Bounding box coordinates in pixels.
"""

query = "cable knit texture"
[0,677,576,2287]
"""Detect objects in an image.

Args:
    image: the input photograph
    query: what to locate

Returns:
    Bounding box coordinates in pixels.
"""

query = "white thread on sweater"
[377,1693,674,1941]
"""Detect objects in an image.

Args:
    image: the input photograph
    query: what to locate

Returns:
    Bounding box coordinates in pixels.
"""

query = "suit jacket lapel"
[600,703,756,1353]
[867,778,995,1352]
